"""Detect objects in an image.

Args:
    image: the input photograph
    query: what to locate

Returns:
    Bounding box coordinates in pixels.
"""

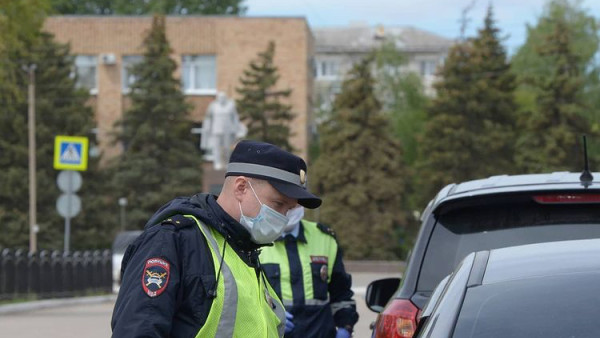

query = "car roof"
[427,172,600,212]
[481,238,600,285]
[112,230,143,252]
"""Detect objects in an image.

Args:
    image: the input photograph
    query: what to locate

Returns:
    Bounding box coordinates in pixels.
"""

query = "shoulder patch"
[317,222,337,239]
[142,257,170,297]
[161,214,195,228]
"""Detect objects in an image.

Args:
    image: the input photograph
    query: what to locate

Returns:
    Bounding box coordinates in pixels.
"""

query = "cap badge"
[300,169,306,186]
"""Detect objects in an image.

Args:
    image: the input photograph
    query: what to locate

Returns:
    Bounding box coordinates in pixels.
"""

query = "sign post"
[54,136,88,252]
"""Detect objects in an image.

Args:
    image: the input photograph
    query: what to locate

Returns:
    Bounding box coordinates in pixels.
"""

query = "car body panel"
[370,172,600,337]
[417,238,600,338]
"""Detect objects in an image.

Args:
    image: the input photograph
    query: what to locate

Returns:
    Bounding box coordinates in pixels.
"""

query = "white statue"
[200,92,247,170]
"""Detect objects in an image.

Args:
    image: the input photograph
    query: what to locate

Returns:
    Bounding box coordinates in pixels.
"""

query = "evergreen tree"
[0,0,48,249]
[512,0,598,171]
[50,0,246,15]
[0,0,111,249]
[515,10,593,172]
[236,41,295,151]
[312,57,407,260]
[109,15,202,229]
[415,6,517,207]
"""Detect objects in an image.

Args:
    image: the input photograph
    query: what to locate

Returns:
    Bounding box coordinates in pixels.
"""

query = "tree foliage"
[50,0,246,15]
[514,1,596,172]
[415,6,517,207]
[312,57,407,260]
[373,41,429,167]
[512,0,599,171]
[108,15,203,229]
[236,41,295,151]
[0,0,112,250]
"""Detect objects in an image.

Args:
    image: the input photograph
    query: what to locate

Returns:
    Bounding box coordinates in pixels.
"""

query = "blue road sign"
[54,136,89,171]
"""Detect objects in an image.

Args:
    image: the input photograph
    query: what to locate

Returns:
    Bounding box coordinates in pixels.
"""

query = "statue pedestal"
[202,162,226,196]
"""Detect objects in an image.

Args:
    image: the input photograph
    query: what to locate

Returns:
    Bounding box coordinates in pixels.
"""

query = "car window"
[453,271,600,338]
[418,200,600,291]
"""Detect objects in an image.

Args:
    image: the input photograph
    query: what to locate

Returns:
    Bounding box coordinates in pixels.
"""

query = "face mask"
[239,181,289,244]
[283,205,304,233]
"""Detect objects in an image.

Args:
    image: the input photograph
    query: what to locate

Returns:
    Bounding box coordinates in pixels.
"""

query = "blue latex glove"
[336,328,351,338]
[285,311,295,333]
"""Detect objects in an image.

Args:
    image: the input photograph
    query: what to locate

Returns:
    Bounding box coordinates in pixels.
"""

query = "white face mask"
[239,181,289,244]
[283,205,304,233]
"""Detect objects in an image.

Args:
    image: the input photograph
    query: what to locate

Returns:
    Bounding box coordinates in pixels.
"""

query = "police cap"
[226,140,322,209]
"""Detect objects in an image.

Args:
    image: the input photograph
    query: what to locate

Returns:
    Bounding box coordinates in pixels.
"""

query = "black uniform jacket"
[111,193,266,338]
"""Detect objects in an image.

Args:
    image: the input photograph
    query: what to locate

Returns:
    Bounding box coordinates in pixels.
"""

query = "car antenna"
[579,135,593,188]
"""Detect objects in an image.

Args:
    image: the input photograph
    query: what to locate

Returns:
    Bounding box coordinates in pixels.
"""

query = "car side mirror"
[365,277,401,313]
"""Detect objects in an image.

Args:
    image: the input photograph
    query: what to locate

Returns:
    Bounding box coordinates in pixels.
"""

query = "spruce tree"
[236,41,295,151]
[0,0,48,249]
[109,15,202,229]
[0,5,110,250]
[312,57,407,260]
[515,12,593,172]
[50,0,246,15]
[415,6,517,207]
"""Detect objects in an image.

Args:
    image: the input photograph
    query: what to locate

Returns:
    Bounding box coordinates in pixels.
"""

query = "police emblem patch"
[142,257,170,297]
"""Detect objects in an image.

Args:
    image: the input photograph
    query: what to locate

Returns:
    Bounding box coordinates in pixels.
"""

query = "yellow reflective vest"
[260,220,341,337]
[186,215,286,338]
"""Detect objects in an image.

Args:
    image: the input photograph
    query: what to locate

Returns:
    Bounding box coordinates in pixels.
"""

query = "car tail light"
[533,194,600,204]
[374,299,419,338]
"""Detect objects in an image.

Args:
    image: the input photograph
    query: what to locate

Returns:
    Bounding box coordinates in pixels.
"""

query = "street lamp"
[118,197,128,231]
[23,63,37,254]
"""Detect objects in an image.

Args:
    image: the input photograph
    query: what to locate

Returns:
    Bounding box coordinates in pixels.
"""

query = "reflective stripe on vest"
[260,220,338,305]
[186,215,286,338]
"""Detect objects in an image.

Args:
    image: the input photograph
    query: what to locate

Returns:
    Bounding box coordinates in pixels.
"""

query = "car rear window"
[453,272,600,337]
[418,198,600,291]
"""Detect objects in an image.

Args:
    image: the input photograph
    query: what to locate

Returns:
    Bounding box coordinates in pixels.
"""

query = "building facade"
[44,16,315,162]
[313,24,454,109]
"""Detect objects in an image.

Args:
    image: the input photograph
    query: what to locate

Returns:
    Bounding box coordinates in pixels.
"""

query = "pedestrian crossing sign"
[54,135,89,171]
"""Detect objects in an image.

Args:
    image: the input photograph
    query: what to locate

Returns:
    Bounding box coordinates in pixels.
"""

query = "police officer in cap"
[111,140,322,337]
[261,205,359,338]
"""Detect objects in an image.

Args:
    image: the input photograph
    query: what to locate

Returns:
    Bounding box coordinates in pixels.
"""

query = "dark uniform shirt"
[111,193,266,338]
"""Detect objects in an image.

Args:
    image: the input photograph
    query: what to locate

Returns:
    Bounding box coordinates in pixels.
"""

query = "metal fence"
[0,249,112,301]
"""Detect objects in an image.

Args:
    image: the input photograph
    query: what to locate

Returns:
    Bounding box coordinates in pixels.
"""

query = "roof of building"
[314,24,455,54]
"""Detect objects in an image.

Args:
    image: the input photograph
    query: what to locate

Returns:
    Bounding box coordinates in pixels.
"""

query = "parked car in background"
[415,239,600,338]
[111,230,142,293]
[366,172,600,338]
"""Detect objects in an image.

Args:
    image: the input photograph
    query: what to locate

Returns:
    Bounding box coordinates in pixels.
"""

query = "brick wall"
[44,16,313,161]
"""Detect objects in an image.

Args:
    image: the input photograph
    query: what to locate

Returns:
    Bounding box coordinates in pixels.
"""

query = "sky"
[245,0,600,54]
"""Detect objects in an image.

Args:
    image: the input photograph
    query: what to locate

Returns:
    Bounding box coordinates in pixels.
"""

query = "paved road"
[0,271,400,337]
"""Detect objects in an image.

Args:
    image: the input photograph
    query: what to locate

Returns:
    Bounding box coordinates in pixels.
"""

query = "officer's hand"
[285,311,295,333]
[336,328,351,338]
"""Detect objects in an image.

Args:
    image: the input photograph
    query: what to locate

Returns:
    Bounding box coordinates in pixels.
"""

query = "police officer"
[111,140,322,337]
[260,206,359,338]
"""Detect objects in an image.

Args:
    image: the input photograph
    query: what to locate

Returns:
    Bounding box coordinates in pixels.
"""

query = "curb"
[0,294,117,315]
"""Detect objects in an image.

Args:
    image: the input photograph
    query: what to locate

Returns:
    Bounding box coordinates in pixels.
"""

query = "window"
[419,60,437,77]
[317,60,340,79]
[182,55,216,94]
[74,55,97,94]
[418,199,600,291]
[453,274,600,337]
[122,55,143,93]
